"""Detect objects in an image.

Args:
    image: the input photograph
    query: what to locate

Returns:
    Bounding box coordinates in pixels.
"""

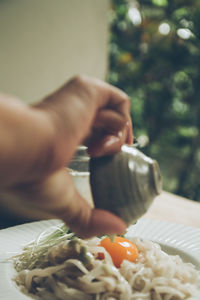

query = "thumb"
[66,205,127,239]
[50,170,126,238]
[25,169,126,238]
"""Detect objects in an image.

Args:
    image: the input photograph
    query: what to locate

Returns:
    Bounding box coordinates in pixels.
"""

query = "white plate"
[0,219,200,300]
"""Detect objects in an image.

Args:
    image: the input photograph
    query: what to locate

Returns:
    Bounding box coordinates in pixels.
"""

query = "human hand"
[36,75,133,161]
[0,75,133,237]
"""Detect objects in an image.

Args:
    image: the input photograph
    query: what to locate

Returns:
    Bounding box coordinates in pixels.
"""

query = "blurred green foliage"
[107,0,200,201]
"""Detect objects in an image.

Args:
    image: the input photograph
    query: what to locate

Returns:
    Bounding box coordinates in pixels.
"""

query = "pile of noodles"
[13,225,200,300]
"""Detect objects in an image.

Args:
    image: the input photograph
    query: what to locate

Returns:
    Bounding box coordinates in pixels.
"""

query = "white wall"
[0,0,110,103]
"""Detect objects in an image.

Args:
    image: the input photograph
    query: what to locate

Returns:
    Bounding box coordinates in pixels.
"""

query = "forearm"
[0,95,54,187]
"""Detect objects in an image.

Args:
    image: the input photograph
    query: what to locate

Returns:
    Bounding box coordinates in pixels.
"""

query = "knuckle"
[123,93,131,104]
[70,74,88,87]
[123,94,131,110]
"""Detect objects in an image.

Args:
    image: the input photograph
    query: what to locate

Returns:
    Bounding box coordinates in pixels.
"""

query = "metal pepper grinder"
[90,144,162,225]
[69,145,162,225]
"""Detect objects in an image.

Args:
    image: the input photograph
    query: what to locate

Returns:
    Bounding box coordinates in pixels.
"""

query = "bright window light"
[159,23,170,35]
[128,6,142,26]
[177,28,192,39]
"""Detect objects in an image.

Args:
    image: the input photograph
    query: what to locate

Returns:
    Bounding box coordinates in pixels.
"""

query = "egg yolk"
[99,236,139,268]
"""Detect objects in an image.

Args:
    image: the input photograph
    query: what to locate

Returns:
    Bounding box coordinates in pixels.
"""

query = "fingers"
[87,131,124,157]
[50,171,126,238]
[12,168,126,239]
[93,109,126,132]
[33,75,133,165]
[67,208,126,239]
[39,170,126,238]
[86,116,133,157]
[126,116,134,145]
[82,77,133,156]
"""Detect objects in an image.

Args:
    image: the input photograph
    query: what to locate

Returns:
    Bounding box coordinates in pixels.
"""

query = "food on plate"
[99,236,139,268]
[13,224,200,300]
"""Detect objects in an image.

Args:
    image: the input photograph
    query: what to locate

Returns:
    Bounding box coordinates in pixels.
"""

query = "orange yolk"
[99,236,139,268]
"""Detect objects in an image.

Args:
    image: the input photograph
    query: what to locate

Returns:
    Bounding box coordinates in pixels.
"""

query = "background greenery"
[107,0,200,201]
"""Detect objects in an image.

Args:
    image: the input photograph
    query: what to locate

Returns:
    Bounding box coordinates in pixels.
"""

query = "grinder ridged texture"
[89,145,162,225]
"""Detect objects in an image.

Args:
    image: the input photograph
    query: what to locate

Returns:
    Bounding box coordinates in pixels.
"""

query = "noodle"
[13,226,200,300]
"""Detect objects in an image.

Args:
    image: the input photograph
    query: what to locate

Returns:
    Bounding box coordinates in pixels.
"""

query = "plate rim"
[0,218,200,300]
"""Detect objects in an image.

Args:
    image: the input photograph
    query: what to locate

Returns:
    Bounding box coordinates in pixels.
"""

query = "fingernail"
[117,131,123,138]
[104,136,120,148]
